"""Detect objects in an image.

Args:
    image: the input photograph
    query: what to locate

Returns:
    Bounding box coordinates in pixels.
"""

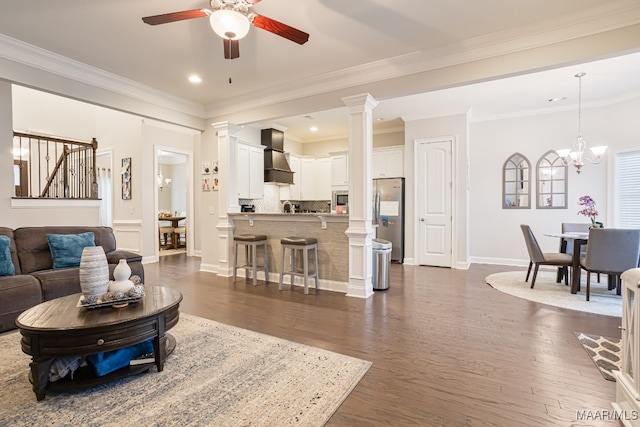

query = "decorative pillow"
[47,232,96,269]
[0,235,15,276]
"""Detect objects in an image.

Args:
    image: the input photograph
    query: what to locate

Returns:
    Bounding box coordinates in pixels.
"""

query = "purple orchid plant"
[578,195,603,227]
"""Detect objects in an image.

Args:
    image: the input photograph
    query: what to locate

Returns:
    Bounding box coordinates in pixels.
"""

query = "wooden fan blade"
[142,9,209,26]
[250,14,309,45]
[223,39,240,59]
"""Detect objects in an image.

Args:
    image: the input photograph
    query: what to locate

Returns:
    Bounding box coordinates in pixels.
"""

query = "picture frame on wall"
[202,177,211,192]
[212,160,219,174]
[202,161,211,175]
[122,157,131,200]
[212,177,219,191]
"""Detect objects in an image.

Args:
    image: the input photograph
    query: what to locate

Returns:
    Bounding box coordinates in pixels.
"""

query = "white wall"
[469,97,640,265]
[5,85,200,259]
[299,131,404,157]
[404,114,469,267]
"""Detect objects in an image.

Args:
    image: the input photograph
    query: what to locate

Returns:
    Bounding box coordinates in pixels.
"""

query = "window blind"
[614,150,640,228]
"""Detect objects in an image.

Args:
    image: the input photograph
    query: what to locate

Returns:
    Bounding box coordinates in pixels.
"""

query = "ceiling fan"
[142,0,309,60]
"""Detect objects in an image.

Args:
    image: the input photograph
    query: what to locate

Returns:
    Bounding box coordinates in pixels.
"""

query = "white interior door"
[417,139,452,267]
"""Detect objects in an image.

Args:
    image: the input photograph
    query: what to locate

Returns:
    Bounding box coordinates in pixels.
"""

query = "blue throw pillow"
[0,235,15,276]
[47,232,96,269]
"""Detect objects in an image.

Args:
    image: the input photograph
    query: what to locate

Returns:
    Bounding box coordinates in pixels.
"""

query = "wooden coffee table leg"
[30,359,53,401]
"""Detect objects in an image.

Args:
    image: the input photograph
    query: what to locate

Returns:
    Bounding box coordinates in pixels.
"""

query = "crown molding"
[205,5,640,119]
[1,4,639,124]
[0,34,206,118]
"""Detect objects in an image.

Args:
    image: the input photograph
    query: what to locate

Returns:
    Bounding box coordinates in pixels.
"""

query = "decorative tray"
[77,295,142,309]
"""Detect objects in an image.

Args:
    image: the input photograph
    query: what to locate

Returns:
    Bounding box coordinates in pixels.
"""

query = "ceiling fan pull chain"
[227,53,232,84]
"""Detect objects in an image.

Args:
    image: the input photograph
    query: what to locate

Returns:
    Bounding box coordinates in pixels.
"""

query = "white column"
[342,93,378,298]
[212,121,241,277]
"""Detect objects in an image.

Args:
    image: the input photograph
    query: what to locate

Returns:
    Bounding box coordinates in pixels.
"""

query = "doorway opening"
[157,149,188,256]
[96,150,113,227]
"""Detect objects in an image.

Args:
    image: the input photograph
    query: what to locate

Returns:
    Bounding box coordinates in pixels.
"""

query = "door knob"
[420,218,425,222]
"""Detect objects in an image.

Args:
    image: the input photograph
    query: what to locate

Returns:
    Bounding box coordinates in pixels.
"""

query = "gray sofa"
[0,226,144,332]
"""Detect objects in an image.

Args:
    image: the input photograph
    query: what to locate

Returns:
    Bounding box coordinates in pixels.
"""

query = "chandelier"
[556,72,607,174]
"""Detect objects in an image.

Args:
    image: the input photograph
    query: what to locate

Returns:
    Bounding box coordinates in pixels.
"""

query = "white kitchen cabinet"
[613,269,640,426]
[299,158,317,200]
[331,154,349,187]
[288,155,301,200]
[280,155,332,201]
[236,142,265,199]
[373,147,404,178]
[316,157,332,200]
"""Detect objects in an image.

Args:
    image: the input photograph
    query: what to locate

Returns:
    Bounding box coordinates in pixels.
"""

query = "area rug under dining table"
[0,313,371,427]
[485,270,622,317]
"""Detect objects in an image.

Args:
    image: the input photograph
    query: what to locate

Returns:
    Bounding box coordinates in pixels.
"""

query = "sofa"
[0,226,144,333]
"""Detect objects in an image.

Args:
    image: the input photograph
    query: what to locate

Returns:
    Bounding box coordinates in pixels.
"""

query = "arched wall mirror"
[536,150,568,209]
[503,153,531,209]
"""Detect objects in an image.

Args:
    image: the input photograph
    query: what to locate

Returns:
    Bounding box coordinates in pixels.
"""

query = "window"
[536,150,567,209]
[503,153,530,209]
[614,149,640,228]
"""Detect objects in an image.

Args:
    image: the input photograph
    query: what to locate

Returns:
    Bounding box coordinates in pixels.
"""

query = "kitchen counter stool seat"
[233,234,269,286]
[279,237,319,295]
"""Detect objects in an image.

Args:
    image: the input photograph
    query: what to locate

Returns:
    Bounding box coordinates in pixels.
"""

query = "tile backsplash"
[240,184,330,213]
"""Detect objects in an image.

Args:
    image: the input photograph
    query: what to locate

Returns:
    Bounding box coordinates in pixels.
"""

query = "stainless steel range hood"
[262,128,294,184]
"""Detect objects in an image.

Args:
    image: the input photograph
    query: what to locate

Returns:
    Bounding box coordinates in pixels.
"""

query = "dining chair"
[558,222,597,285]
[580,228,640,301]
[520,225,572,288]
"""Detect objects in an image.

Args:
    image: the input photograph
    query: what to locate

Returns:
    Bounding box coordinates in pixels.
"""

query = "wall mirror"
[503,153,531,209]
[536,150,568,209]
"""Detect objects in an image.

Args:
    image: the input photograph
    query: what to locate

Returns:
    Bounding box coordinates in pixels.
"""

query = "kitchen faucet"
[283,200,294,213]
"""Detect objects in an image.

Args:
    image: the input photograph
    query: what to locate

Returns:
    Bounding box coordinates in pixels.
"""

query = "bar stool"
[158,226,174,249]
[174,226,186,248]
[279,237,319,295]
[233,234,269,286]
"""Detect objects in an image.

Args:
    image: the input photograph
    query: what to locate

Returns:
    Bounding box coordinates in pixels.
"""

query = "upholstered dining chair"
[520,224,572,289]
[580,228,640,301]
[557,222,596,285]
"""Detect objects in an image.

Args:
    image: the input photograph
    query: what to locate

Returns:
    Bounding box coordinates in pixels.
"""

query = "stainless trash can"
[372,238,392,290]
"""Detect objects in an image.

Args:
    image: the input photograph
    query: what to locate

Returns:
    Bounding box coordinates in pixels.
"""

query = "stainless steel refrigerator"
[373,178,405,263]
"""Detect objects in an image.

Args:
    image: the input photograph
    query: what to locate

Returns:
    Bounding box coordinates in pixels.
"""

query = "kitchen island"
[228,213,349,293]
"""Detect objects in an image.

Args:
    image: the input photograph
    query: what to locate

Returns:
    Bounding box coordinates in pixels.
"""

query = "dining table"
[544,232,589,294]
[158,216,186,249]
[158,216,186,228]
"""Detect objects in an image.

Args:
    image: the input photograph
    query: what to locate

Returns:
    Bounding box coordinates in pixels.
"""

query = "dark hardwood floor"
[146,255,621,426]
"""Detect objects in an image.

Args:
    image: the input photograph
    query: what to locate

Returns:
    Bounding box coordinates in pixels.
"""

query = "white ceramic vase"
[113,259,131,282]
[79,246,109,298]
[110,259,134,293]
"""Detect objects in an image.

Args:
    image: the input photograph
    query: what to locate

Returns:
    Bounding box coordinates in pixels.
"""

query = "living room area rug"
[574,332,622,381]
[485,270,622,317]
[0,313,371,427]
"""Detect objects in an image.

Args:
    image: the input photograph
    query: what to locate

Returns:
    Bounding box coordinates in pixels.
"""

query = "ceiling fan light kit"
[210,9,251,40]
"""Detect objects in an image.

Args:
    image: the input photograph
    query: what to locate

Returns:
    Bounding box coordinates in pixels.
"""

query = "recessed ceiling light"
[310,126,318,132]
[547,97,566,103]
[188,75,202,84]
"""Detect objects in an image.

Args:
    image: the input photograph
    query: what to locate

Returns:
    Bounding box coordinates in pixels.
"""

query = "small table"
[15,285,182,400]
[545,232,588,294]
[159,216,186,228]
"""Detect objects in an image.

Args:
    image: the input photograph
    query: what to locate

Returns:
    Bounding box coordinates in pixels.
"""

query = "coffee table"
[15,285,182,400]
